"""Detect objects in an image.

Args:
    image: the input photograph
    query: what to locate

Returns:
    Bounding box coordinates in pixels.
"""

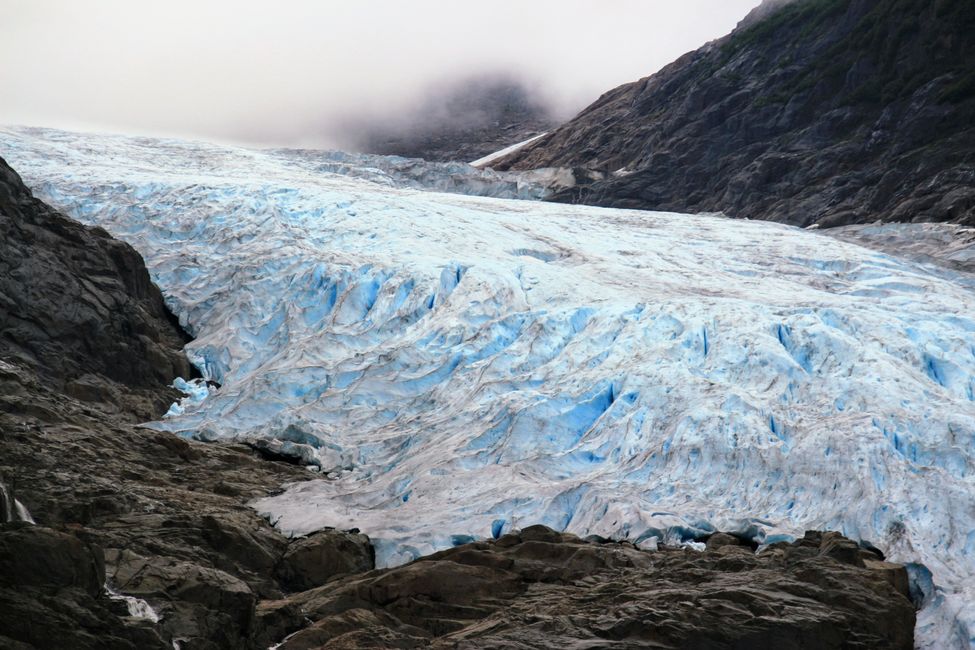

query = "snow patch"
[470,133,548,168]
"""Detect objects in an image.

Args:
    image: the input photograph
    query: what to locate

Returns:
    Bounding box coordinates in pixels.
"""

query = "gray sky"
[0,0,758,148]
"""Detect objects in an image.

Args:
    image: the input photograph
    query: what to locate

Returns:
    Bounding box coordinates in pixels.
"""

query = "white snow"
[2,126,974,648]
[470,132,549,168]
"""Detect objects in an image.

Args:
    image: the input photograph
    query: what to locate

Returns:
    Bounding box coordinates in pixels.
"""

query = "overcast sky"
[0,0,759,148]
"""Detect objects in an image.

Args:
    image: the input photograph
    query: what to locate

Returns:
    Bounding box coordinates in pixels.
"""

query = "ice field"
[2,126,974,647]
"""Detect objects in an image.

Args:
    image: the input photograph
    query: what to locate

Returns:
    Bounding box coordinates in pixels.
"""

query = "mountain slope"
[496,0,975,227]
[347,74,559,163]
[3,126,973,647]
[0,154,337,649]
[0,156,193,420]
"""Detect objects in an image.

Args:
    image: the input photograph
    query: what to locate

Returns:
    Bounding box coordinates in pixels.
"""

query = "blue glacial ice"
[2,126,975,648]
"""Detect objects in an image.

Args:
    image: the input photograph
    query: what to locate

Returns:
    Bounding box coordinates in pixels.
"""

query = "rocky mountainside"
[264,526,915,649]
[0,156,366,649]
[0,158,194,420]
[496,0,975,228]
[348,74,558,163]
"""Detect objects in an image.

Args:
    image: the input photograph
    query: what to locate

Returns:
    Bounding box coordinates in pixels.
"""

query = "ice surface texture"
[2,126,974,648]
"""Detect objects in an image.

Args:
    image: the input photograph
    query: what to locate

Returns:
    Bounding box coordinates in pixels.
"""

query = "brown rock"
[276,529,375,592]
[705,532,741,551]
[0,524,104,596]
[271,526,915,650]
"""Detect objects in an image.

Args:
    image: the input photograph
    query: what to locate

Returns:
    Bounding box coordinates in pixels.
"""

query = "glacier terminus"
[2,126,973,648]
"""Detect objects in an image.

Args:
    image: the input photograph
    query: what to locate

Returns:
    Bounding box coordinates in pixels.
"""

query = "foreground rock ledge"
[0,152,327,649]
[262,524,915,649]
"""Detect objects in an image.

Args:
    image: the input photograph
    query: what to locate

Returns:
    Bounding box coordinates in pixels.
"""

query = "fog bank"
[0,0,758,148]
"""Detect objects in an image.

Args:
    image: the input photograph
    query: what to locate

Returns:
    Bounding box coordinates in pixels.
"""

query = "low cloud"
[0,0,758,148]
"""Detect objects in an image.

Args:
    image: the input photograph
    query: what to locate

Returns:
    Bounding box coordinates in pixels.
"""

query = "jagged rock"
[276,529,375,592]
[252,599,306,650]
[0,383,315,649]
[818,530,866,566]
[0,523,169,649]
[0,524,104,595]
[0,587,169,650]
[0,155,194,420]
[270,525,914,649]
[498,0,975,228]
[0,157,321,649]
[108,550,256,648]
[704,531,741,551]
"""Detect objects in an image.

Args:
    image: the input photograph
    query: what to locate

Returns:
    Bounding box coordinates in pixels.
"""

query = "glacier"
[2,126,974,648]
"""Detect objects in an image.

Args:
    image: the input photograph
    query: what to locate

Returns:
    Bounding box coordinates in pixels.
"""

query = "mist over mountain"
[0,1,757,148]
[337,73,563,162]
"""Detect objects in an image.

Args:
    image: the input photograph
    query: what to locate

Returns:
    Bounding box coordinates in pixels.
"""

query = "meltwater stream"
[0,477,34,525]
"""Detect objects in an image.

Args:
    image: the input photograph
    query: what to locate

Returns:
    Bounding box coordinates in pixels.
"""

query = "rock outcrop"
[275,529,375,593]
[0,522,169,650]
[0,156,193,420]
[497,0,975,228]
[262,525,916,649]
[0,155,373,649]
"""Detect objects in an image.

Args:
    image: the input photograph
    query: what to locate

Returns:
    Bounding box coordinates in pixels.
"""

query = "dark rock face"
[0,523,105,596]
[498,0,975,228]
[0,156,194,420]
[0,156,372,649]
[275,529,375,592]
[0,369,362,649]
[349,74,559,163]
[266,525,915,649]
[0,522,169,650]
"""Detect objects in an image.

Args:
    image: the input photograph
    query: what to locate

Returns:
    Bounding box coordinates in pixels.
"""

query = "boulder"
[276,529,375,592]
[705,531,741,551]
[0,524,104,595]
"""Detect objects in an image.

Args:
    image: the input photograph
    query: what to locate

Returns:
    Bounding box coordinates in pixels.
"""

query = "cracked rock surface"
[0,156,369,649]
[264,525,915,649]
